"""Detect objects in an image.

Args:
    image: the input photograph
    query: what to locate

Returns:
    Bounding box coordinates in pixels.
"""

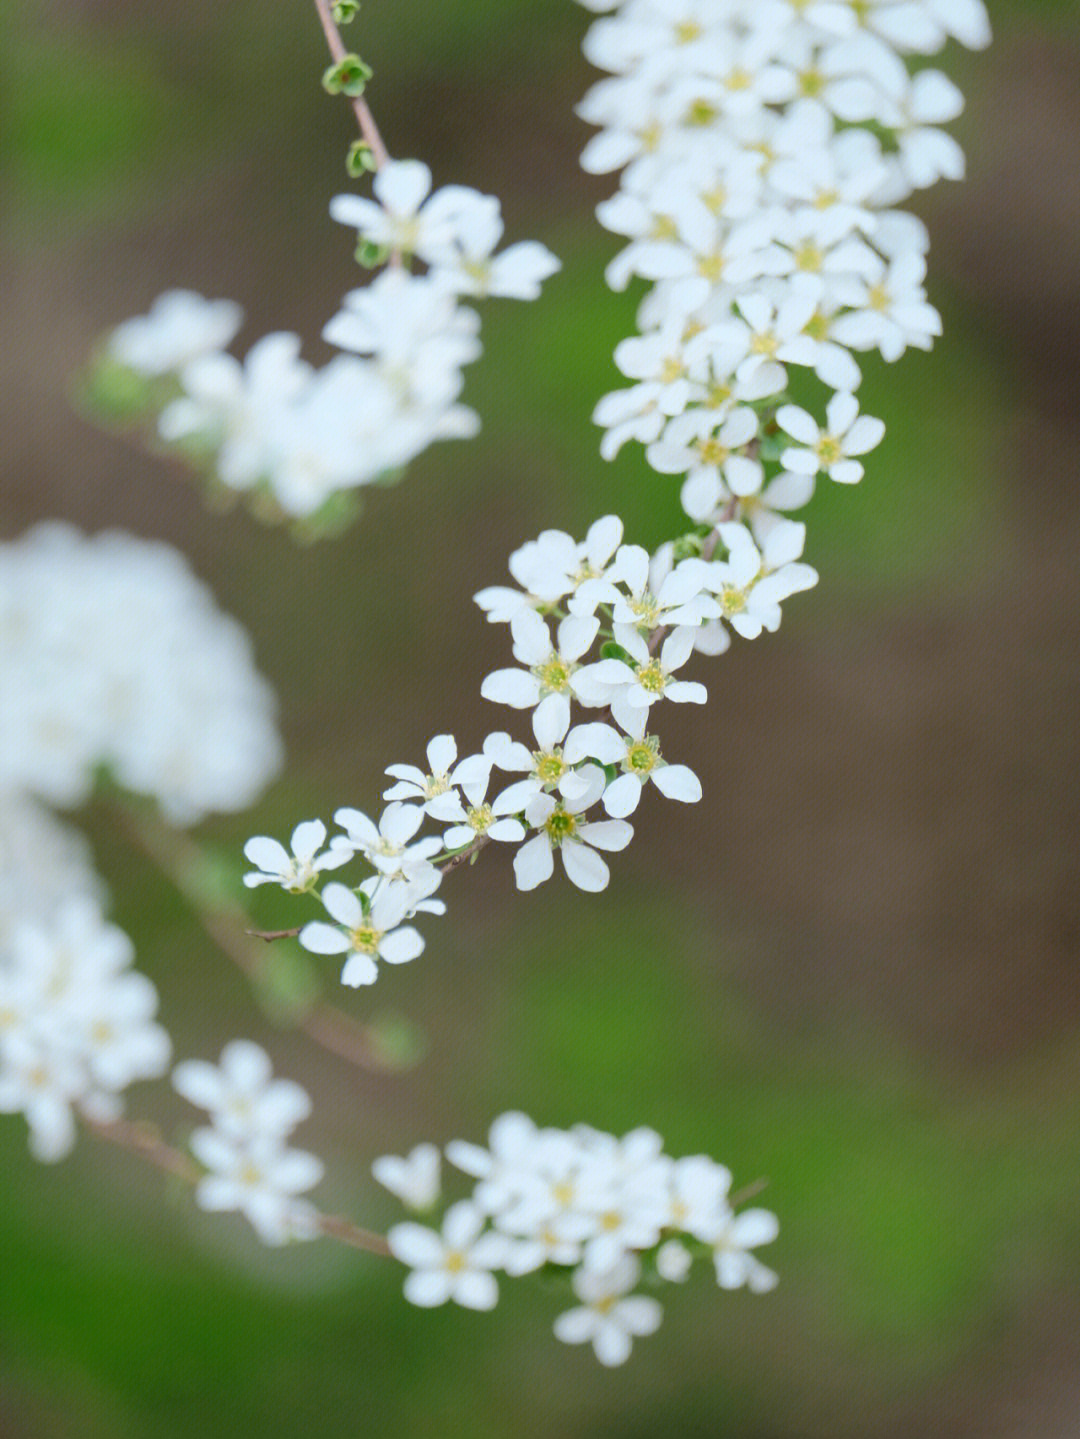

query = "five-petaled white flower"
[243,819,349,892]
[514,769,632,893]
[552,1255,663,1367]
[299,881,428,987]
[575,624,707,735]
[480,611,603,711]
[389,1200,510,1310]
[776,392,886,485]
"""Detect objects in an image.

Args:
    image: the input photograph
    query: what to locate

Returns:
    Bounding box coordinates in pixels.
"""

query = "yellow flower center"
[348,924,382,955]
[626,738,660,775]
[686,99,718,126]
[719,586,747,617]
[816,435,843,466]
[535,751,568,785]
[544,809,577,846]
[467,804,493,833]
[636,661,667,695]
[697,252,726,282]
[535,655,572,694]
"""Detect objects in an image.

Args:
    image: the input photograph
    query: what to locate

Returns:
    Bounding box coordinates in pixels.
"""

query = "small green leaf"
[331,0,360,22]
[600,640,631,662]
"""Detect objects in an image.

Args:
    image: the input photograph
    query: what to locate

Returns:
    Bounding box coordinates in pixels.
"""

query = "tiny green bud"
[322,54,373,97]
[670,533,705,562]
[331,0,360,22]
[355,238,389,268]
[346,139,376,177]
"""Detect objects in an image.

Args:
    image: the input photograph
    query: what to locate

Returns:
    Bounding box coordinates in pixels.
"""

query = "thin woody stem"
[113,806,398,1075]
[312,0,391,169]
[85,1116,392,1256]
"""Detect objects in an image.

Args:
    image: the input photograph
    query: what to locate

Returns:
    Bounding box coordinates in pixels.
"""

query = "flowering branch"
[85,1113,392,1255]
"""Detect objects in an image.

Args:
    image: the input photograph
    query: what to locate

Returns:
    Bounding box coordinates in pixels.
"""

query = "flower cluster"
[99,160,558,524]
[246,508,816,985]
[0,898,172,1161]
[0,792,104,945]
[577,0,988,532]
[0,523,283,824]
[172,1040,325,1245]
[378,1114,778,1366]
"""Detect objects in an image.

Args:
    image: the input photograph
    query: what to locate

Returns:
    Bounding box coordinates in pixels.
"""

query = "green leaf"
[331,0,361,22]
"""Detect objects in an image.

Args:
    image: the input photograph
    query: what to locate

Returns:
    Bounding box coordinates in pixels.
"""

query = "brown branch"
[85,1116,392,1257]
[312,0,391,169]
[729,1176,769,1207]
[113,806,400,1075]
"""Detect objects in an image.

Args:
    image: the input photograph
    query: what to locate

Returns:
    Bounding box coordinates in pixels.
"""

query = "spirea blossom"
[103,168,558,525]
[173,1041,324,1245]
[0,898,172,1161]
[0,524,283,823]
[384,1114,778,1365]
[576,0,989,537]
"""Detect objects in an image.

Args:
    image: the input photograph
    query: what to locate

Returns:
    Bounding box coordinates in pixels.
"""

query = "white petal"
[378,927,424,965]
[480,669,543,708]
[513,834,554,891]
[560,842,611,892]
[576,820,633,852]
[601,774,641,819]
[340,953,379,986]
[652,765,701,803]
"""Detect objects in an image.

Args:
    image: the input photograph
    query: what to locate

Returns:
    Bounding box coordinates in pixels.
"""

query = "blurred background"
[2,1,1079,1435]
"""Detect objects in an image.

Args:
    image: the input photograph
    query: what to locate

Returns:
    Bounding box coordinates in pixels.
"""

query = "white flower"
[0,525,282,822]
[243,819,349,892]
[553,1255,662,1366]
[108,290,242,376]
[696,520,818,640]
[0,898,171,1161]
[299,881,428,987]
[172,1040,312,1142]
[655,1240,693,1282]
[776,391,885,484]
[830,251,942,362]
[563,717,701,819]
[329,160,466,263]
[383,735,488,814]
[514,769,632,894]
[480,610,602,711]
[710,1207,780,1292]
[372,1143,442,1211]
[482,694,593,811]
[331,801,442,878]
[574,624,707,734]
[647,406,764,520]
[189,1127,323,1246]
[432,767,526,850]
[388,1200,510,1310]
